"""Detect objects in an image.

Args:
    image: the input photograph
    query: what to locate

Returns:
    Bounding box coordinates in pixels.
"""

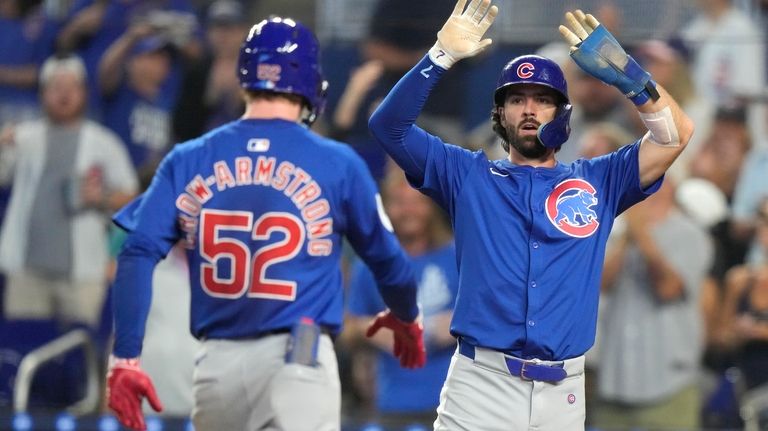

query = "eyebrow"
[506,90,557,98]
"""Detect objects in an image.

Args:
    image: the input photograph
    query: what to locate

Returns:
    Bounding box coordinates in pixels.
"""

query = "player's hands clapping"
[366,310,426,369]
[430,0,498,69]
[106,356,163,431]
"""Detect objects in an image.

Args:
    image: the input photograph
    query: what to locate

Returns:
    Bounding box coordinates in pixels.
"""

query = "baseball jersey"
[347,243,459,412]
[111,118,418,358]
[369,55,662,361]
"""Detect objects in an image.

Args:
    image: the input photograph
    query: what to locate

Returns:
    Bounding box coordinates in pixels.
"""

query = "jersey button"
[530,281,537,288]
[531,241,539,249]
[528,320,535,327]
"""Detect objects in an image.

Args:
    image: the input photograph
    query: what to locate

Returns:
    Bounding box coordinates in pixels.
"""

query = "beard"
[505,124,548,159]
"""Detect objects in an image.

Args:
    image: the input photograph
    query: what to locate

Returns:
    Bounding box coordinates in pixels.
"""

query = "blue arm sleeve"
[368,55,447,183]
[346,259,386,317]
[110,151,181,357]
[112,233,164,358]
[343,153,419,322]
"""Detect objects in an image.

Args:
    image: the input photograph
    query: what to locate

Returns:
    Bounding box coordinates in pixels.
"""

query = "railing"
[741,383,768,431]
[13,329,100,415]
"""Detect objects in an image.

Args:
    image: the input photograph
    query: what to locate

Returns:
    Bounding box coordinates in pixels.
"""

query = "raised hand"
[559,10,659,105]
[430,0,499,69]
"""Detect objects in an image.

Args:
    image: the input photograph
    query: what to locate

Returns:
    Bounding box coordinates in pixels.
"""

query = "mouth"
[519,122,540,135]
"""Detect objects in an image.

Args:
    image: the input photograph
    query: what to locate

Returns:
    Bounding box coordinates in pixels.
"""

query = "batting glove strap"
[428,43,458,70]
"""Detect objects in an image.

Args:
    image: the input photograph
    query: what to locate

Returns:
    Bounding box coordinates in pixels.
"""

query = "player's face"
[129,50,172,86]
[42,72,86,124]
[499,84,558,158]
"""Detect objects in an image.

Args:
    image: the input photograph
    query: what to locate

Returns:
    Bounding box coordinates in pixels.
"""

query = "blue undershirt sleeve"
[368,55,447,183]
[112,233,165,358]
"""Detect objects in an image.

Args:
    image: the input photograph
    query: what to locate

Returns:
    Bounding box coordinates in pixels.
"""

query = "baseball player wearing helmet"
[106,17,425,431]
[368,1,695,429]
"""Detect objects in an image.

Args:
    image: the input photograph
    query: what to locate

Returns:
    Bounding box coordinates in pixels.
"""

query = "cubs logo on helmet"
[516,62,535,79]
[545,179,600,238]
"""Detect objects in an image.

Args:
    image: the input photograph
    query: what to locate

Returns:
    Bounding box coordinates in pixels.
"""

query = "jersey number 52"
[199,209,305,301]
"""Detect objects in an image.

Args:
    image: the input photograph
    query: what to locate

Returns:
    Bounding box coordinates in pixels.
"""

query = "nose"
[522,97,537,116]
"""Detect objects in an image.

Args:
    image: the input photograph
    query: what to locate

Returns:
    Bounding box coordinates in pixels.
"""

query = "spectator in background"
[628,39,711,182]
[0,55,137,329]
[730,144,768,266]
[98,27,178,174]
[679,0,766,146]
[56,0,201,118]
[576,122,630,160]
[690,104,753,281]
[173,0,249,142]
[329,0,460,181]
[560,65,632,164]
[575,121,631,426]
[0,0,57,126]
[595,179,713,430]
[345,164,458,427]
[720,198,768,391]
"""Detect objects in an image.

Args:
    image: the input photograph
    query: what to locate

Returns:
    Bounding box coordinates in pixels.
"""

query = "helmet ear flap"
[537,103,572,148]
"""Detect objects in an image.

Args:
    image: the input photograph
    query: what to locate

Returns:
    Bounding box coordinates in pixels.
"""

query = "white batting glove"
[429,0,498,70]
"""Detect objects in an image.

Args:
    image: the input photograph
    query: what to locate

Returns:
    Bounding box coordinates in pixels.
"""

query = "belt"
[458,339,567,383]
[201,326,333,341]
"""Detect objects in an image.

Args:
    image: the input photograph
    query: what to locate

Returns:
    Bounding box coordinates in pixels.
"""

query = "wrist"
[109,354,141,369]
[428,43,457,70]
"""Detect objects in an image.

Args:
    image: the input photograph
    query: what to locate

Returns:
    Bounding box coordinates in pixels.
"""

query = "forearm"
[369,253,419,322]
[56,2,107,52]
[368,55,444,178]
[106,191,137,212]
[0,65,39,88]
[112,234,163,358]
[333,87,369,131]
[98,34,136,96]
[636,84,694,186]
[633,230,684,301]
[600,238,627,292]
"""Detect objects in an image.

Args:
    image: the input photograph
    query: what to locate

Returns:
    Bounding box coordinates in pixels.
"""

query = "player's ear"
[497,106,507,126]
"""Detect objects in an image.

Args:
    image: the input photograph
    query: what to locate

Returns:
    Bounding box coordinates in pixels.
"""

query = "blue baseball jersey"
[111,119,418,358]
[369,55,662,361]
[347,243,459,413]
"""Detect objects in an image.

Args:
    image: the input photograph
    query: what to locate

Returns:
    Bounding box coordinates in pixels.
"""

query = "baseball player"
[367,0,695,429]
[105,17,425,431]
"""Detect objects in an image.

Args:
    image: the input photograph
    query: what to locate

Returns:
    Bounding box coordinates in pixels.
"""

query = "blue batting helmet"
[238,17,328,125]
[493,55,572,148]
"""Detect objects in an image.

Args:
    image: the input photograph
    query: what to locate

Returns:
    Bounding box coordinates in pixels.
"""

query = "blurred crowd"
[0,0,767,430]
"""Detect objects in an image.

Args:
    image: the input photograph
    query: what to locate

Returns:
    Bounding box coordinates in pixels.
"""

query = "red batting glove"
[106,356,163,431]
[366,310,426,369]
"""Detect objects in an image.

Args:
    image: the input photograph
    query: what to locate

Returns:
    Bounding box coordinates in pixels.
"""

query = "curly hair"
[490,106,510,153]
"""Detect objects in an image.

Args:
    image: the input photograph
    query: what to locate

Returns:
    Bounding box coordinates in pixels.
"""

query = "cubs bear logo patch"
[545,178,599,238]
